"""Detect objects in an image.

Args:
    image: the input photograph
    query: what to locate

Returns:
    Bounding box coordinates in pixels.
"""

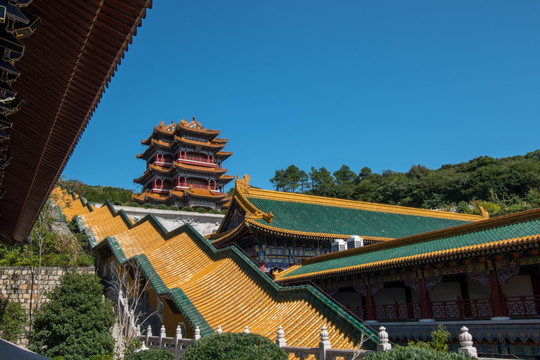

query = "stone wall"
[0,266,95,345]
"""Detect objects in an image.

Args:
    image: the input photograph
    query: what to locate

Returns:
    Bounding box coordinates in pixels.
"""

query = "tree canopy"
[59,179,134,204]
[269,150,540,216]
[29,272,115,360]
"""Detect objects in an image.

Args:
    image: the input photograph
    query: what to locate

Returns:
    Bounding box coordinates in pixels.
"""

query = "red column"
[489,270,507,318]
[418,278,434,320]
[365,285,377,321]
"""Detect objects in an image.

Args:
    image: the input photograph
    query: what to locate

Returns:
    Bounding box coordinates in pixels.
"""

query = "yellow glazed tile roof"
[174,136,226,149]
[51,187,92,222]
[186,188,227,199]
[109,222,358,349]
[78,206,131,244]
[179,118,220,136]
[54,186,374,350]
[173,161,227,174]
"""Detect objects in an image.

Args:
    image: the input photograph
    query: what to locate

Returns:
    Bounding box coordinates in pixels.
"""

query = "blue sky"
[62,0,540,192]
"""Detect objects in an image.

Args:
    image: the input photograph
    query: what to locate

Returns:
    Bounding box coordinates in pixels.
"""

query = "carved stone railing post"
[159,325,166,348]
[146,325,152,346]
[319,325,331,360]
[136,325,141,338]
[243,326,250,334]
[458,326,478,358]
[174,323,182,358]
[377,326,392,352]
[194,326,201,341]
[216,326,223,335]
[276,326,286,347]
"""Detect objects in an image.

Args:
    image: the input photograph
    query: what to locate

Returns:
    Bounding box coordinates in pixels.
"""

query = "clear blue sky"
[62,0,540,192]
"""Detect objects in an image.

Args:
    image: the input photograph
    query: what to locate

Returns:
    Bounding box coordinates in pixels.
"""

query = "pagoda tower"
[132,118,234,210]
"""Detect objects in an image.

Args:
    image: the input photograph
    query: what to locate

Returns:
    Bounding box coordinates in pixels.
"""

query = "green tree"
[359,166,372,180]
[0,300,26,342]
[309,167,336,196]
[334,165,357,186]
[29,272,115,360]
[270,169,286,191]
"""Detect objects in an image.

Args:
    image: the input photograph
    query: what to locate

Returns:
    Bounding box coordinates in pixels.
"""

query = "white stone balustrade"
[135,323,479,360]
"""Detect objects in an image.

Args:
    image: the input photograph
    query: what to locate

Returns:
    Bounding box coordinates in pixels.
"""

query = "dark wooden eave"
[0,0,152,245]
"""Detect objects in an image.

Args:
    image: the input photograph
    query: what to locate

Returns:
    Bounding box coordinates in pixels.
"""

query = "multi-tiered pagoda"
[132,118,234,210]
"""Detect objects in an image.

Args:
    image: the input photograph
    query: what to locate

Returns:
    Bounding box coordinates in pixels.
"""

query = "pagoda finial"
[193,116,196,121]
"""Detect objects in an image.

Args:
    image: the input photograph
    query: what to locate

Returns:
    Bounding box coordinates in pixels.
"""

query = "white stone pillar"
[146,325,152,346]
[159,325,166,348]
[377,326,392,352]
[194,326,201,340]
[458,326,478,358]
[319,326,331,360]
[175,324,182,358]
[276,326,286,347]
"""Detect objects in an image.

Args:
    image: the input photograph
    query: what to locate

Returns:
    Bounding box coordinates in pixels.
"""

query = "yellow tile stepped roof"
[275,208,540,284]
[209,175,485,245]
[50,186,93,222]
[53,186,378,349]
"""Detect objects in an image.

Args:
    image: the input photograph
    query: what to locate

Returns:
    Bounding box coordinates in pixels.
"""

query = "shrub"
[90,355,114,360]
[29,272,115,360]
[182,207,194,212]
[209,209,219,214]
[75,253,94,266]
[182,333,287,360]
[0,299,26,342]
[157,204,168,210]
[196,208,207,213]
[407,324,450,352]
[142,203,154,209]
[126,349,174,360]
[126,202,140,207]
[363,347,471,360]
[168,206,180,211]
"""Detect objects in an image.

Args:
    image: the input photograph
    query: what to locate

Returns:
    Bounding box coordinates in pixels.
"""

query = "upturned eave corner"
[234,174,273,223]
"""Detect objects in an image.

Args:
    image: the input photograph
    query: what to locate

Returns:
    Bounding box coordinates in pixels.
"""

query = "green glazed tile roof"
[281,218,540,279]
[247,197,472,239]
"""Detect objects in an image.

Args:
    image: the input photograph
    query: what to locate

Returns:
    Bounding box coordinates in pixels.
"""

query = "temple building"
[208,175,485,271]
[132,118,234,210]
[274,208,540,358]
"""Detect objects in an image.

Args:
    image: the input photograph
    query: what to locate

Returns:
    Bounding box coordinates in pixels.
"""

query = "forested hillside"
[59,179,134,204]
[270,150,540,216]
